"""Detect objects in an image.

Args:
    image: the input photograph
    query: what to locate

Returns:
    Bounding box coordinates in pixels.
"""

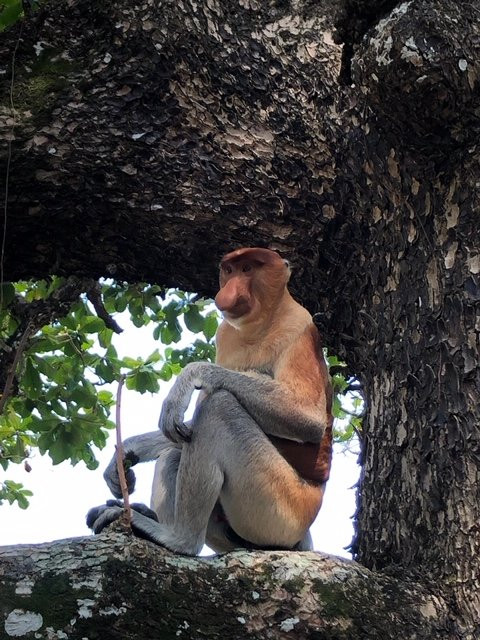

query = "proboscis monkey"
[87,247,333,554]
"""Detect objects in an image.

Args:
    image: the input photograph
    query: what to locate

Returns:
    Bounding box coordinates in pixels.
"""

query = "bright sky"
[0,316,360,557]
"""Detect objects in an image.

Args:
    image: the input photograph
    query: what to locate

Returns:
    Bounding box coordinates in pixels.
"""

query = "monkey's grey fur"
[87,362,326,554]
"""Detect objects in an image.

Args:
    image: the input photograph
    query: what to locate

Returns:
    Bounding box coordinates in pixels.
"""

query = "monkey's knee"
[195,389,244,423]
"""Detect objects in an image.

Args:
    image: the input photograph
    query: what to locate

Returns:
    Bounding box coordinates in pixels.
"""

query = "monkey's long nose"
[215,278,249,314]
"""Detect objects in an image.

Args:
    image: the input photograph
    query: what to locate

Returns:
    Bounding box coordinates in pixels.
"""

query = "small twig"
[115,374,131,525]
[353,425,363,442]
[0,320,33,415]
[341,407,365,419]
[346,383,363,392]
[87,284,123,334]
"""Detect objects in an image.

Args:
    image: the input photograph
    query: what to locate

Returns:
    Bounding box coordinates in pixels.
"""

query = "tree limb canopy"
[0,530,451,640]
[351,0,480,151]
[1,0,479,324]
[0,0,344,291]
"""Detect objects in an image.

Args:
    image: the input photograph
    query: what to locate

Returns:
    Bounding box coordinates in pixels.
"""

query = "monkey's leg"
[90,391,322,554]
[168,390,323,554]
[150,444,182,527]
[150,435,311,554]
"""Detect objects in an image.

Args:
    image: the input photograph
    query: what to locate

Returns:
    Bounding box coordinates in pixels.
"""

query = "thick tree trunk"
[337,2,480,630]
[0,528,452,640]
[1,0,479,636]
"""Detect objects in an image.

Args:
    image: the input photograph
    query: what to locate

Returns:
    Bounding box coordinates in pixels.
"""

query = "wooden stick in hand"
[115,374,131,525]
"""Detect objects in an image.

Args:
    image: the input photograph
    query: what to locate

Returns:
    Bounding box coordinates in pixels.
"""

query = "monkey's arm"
[160,359,329,445]
[103,431,178,498]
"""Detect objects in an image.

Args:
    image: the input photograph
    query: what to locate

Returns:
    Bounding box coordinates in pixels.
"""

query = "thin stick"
[115,374,131,525]
[0,320,33,415]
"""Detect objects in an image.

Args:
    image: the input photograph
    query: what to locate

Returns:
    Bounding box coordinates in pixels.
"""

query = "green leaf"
[81,317,106,334]
[49,438,71,465]
[97,390,114,405]
[353,396,363,410]
[161,323,182,344]
[71,386,97,409]
[16,493,30,509]
[159,363,173,381]
[114,295,128,313]
[203,314,218,341]
[332,373,349,394]
[332,395,345,420]
[58,314,77,330]
[131,314,148,328]
[170,362,182,375]
[30,415,59,433]
[95,360,117,383]
[82,447,99,470]
[122,356,142,368]
[22,358,42,399]
[0,480,33,509]
[184,306,205,333]
[163,304,182,343]
[29,336,62,353]
[0,283,15,308]
[145,349,161,364]
[126,370,159,393]
[327,355,347,368]
[98,328,113,348]
[0,1,23,32]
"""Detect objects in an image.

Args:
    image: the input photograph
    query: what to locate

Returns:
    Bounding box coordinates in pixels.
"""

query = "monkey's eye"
[223,265,233,274]
[242,264,252,273]
[284,260,290,268]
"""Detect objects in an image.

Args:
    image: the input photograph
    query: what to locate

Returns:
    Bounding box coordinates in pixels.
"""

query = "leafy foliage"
[0,479,32,509]
[0,0,23,32]
[327,355,364,445]
[0,279,218,507]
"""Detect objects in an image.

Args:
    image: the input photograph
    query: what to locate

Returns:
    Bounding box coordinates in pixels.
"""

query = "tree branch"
[0,319,32,414]
[86,283,123,334]
[0,532,453,639]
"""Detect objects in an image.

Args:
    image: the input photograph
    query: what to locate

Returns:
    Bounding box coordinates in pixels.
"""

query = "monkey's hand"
[86,499,159,535]
[159,362,209,443]
[103,450,138,499]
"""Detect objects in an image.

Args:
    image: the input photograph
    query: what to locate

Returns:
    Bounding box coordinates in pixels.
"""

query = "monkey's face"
[215,248,290,326]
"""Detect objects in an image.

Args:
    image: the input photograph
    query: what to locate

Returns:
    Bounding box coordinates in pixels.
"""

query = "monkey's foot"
[86,500,200,554]
[86,499,158,535]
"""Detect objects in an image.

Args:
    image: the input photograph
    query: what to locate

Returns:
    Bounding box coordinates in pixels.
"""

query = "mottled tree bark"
[1,0,479,637]
[0,0,344,295]
[0,529,452,640]
[339,2,480,632]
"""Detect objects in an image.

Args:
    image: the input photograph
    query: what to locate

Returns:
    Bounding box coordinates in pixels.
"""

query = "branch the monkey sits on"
[87,247,333,554]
